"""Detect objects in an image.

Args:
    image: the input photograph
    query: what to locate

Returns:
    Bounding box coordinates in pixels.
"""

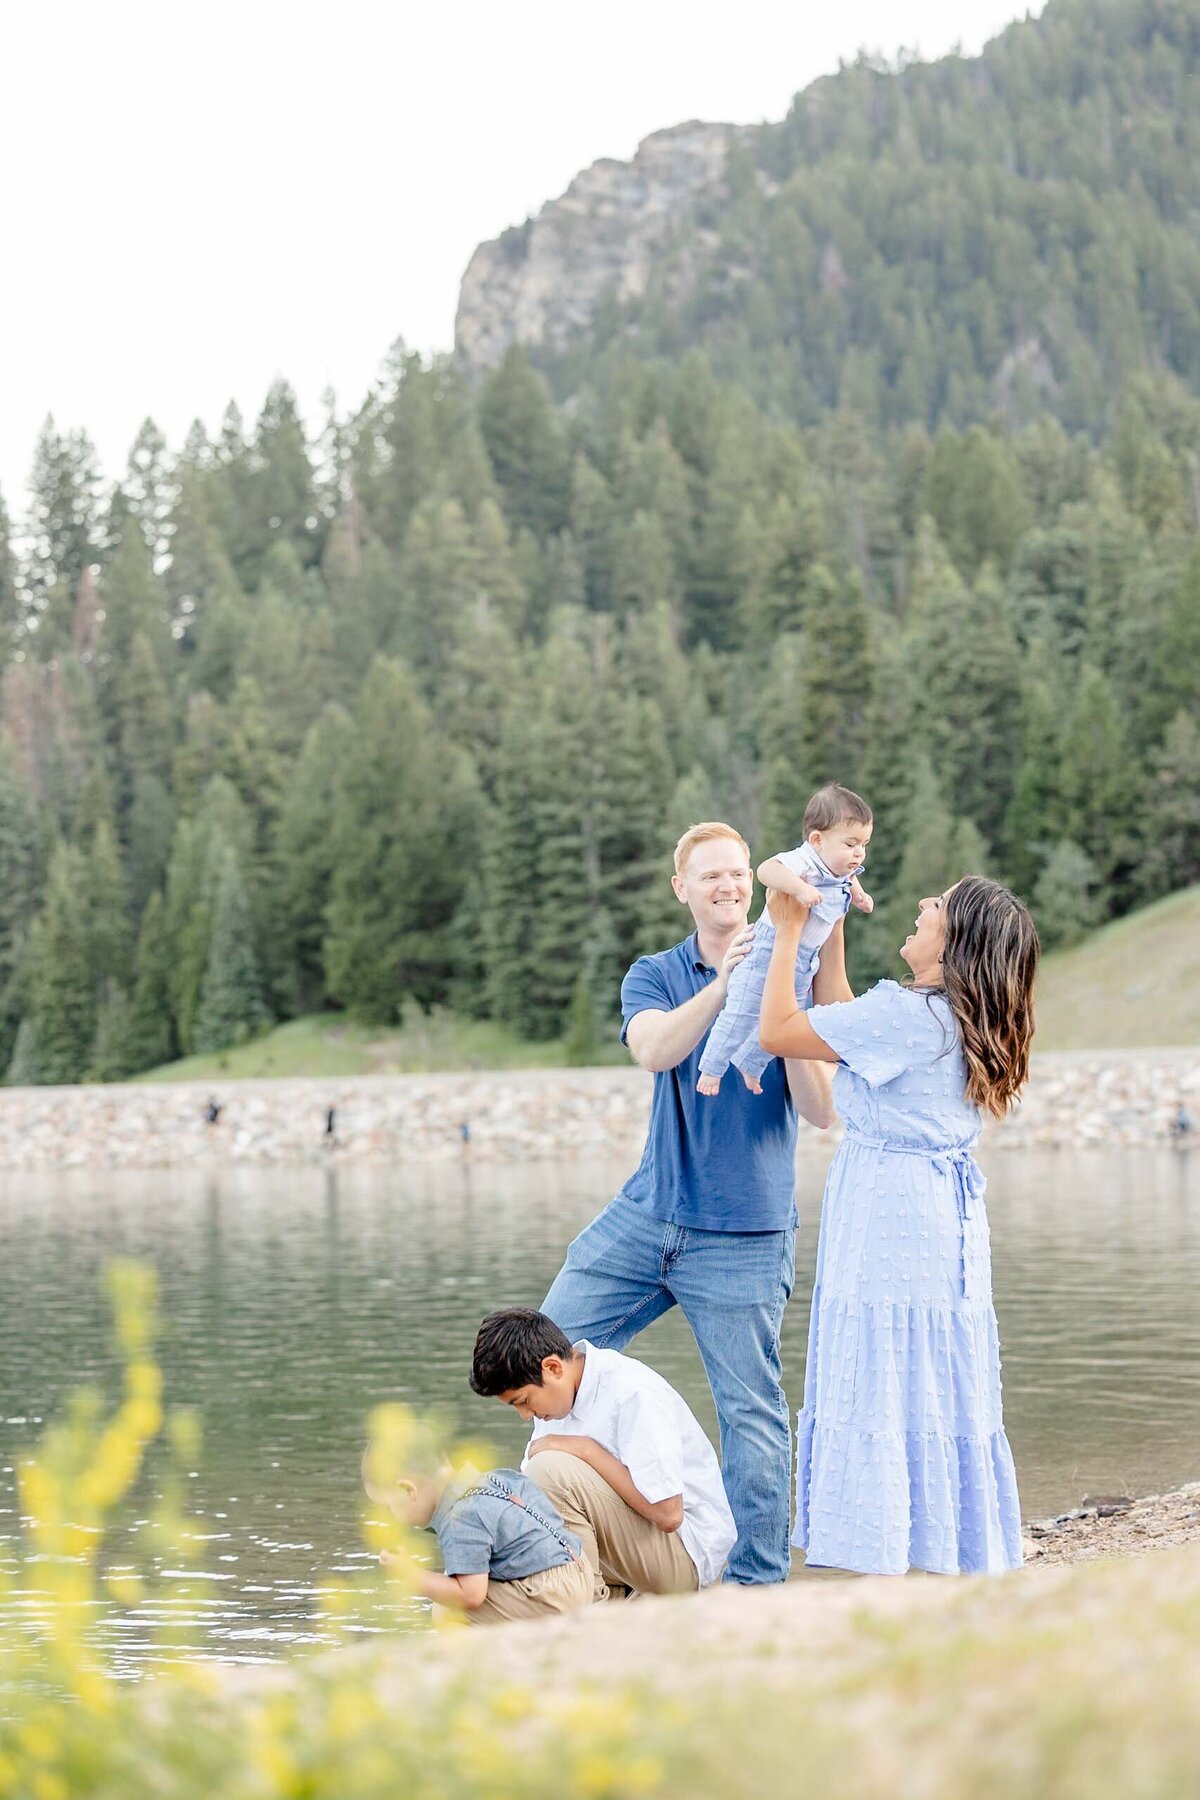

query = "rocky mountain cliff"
[452,1,1200,439]
[455,121,749,378]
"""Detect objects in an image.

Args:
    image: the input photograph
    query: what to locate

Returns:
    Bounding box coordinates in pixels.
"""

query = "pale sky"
[0,0,1042,513]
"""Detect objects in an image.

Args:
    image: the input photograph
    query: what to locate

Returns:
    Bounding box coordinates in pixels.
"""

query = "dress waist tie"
[843,1129,989,1303]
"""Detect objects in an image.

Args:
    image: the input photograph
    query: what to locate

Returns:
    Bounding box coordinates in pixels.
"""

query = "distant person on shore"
[697,784,874,1097]
[760,875,1039,1575]
[204,1097,222,1126]
[324,1106,337,1143]
[1170,1103,1192,1139]
[363,1434,592,1624]
[470,1308,736,1599]
[539,822,837,1586]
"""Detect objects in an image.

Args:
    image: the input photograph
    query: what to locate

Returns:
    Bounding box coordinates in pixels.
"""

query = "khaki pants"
[526,1451,698,1602]
[472,1551,594,1625]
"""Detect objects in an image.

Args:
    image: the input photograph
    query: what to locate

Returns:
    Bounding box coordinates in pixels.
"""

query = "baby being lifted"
[697,783,874,1097]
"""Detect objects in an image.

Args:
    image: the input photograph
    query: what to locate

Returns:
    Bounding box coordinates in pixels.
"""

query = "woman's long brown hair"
[939,876,1039,1118]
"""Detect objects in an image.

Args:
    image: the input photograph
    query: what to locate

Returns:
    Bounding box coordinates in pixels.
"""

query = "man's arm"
[812,917,854,1005]
[625,925,755,1074]
[784,1057,836,1128]
[527,1435,684,1532]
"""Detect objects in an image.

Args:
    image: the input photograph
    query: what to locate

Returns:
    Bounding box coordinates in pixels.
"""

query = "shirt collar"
[565,1341,599,1419]
[687,933,714,974]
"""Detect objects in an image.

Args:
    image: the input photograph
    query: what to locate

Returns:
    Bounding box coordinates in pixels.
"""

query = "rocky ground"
[0,1048,1196,1170]
[1021,1482,1200,1565]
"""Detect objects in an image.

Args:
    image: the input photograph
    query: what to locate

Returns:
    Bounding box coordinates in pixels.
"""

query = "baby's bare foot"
[696,1074,722,1096]
[740,1072,763,1095]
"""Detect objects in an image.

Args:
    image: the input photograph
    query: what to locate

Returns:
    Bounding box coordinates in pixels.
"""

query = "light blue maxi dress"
[795,980,1023,1575]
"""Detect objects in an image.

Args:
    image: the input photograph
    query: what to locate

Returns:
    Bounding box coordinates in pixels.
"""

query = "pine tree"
[88,981,135,1082]
[0,743,46,1069]
[911,560,1024,847]
[1141,711,1200,897]
[1033,842,1104,949]
[1002,677,1062,897]
[324,658,480,1021]
[127,773,176,914]
[478,349,569,540]
[1057,666,1134,882]
[24,419,105,626]
[26,842,94,1083]
[796,563,874,793]
[122,417,176,565]
[0,485,20,655]
[248,379,319,577]
[563,968,599,1065]
[275,704,352,1009]
[123,891,175,1073]
[193,846,270,1053]
[86,818,134,992]
[5,1017,40,1086]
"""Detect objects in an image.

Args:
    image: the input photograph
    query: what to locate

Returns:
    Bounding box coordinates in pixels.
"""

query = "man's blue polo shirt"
[618,933,798,1234]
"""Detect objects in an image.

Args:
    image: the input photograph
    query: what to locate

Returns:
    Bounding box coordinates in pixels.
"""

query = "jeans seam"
[591,1286,670,1349]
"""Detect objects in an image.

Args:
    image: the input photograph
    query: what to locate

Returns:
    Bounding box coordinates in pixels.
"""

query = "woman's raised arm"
[758,891,842,1063]
[812,916,854,1006]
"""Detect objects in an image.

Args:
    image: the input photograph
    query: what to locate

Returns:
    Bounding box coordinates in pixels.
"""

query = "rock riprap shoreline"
[0,1048,1195,1171]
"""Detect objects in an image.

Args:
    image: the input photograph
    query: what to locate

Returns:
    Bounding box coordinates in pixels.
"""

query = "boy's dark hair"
[803,783,873,836]
[469,1308,574,1396]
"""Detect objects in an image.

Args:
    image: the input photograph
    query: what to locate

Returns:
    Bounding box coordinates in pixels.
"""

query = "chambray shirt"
[429,1468,581,1581]
[619,933,798,1232]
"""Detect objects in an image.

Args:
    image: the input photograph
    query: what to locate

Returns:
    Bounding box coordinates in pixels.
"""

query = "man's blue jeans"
[541,1193,796,1585]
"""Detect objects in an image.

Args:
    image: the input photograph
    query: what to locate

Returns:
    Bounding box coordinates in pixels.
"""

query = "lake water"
[2,1146,1198,1673]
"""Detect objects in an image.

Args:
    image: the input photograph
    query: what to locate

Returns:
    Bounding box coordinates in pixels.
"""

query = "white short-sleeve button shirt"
[522,1342,736,1587]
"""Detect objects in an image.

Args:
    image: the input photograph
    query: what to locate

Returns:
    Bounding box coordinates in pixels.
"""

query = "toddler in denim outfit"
[698,783,874,1096]
[365,1449,593,1625]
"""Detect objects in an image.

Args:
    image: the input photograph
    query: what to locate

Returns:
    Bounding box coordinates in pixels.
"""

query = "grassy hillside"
[141,886,1199,1081]
[1035,885,1200,1051]
[141,1008,626,1082]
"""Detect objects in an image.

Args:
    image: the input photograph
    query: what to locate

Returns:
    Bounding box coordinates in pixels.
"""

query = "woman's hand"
[765,887,810,934]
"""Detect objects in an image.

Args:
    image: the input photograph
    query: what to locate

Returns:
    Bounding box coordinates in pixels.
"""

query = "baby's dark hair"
[469,1308,574,1396]
[803,783,873,836]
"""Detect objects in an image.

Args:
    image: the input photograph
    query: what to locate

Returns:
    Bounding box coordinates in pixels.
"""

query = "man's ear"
[670,874,687,905]
[540,1354,565,1381]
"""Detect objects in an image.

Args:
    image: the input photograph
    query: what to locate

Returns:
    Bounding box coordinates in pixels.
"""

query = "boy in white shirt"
[469,1307,736,1600]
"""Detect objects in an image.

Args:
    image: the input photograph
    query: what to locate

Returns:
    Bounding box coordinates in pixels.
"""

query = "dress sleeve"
[807,981,928,1089]
[620,955,672,1045]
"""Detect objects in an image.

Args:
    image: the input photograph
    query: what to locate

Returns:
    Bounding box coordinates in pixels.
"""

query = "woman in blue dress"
[760,876,1038,1576]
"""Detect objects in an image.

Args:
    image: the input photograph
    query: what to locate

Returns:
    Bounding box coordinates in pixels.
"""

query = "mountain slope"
[456,0,1200,436]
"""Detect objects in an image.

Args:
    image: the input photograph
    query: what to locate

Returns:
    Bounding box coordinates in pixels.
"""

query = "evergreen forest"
[1,0,1198,1082]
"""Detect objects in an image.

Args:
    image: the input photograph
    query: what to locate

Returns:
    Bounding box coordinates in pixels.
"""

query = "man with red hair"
[541,822,836,1585]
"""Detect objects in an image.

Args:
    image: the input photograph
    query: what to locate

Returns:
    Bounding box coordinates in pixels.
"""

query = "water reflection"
[1,1147,1197,1670]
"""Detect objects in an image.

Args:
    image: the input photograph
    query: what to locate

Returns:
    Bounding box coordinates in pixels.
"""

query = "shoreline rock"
[0,1048,1195,1172]
[1021,1482,1200,1565]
